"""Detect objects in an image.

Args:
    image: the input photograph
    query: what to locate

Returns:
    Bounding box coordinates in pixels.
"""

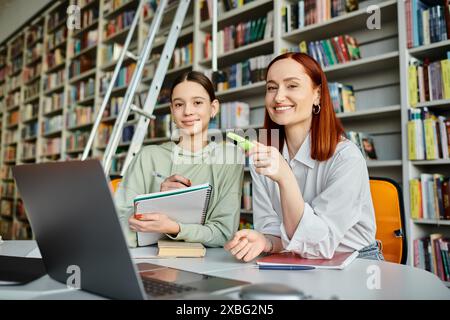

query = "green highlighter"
[226,132,255,151]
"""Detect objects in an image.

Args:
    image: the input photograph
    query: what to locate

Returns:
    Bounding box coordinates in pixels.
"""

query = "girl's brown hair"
[170,71,216,102]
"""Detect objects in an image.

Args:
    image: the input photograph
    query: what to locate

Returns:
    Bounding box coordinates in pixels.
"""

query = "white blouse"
[250,134,376,259]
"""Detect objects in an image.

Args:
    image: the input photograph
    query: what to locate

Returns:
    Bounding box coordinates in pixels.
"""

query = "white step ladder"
[82,0,192,175]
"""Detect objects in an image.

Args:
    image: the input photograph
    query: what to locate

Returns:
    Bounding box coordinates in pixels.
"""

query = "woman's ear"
[211,99,220,118]
[314,85,321,105]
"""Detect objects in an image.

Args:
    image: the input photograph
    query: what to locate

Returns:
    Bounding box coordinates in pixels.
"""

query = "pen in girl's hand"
[152,171,168,180]
[152,171,192,187]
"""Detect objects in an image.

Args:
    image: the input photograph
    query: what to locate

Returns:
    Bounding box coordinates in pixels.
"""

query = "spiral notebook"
[134,183,212,246]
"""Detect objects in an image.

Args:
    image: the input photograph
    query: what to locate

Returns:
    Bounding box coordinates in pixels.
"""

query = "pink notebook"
[256,251,359,270]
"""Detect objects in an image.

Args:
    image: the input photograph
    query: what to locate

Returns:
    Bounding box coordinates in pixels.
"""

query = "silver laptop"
[12,160,247,300]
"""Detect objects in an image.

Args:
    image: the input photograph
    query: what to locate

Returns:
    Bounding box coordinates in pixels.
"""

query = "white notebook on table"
[134,183,212,246]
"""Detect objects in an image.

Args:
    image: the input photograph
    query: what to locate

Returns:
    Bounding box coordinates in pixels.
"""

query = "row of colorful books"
[148,114,172,139]
[203,10,273,59]
[206,53,274,92]
[282,0,359,33]
[407,108,450,160]
[143,43,193,79]
[66,131,90,151]
[6,74,21,92]
[9,35,24,57]
[242,179,252,211]
[69,78,95,105]
[6,110,19,127]
[409,54,450,105]
[10,56,23,75]
[102,96,123,119]
[1,182,15,198]
[44,69,65,92]
[103,0,133,15]
[100,63,136,92]
[79,6,99,30]
[239,218,254,231]
[43,92,65,114]
[217,101,250,130]
[0,200,13,218]
[23,63,42,83]
[329,82,356,113]
[21,142,37,159]
[22,103,39,121]
[289,35,361,68]
[45,48,65,70]
[66,106,93,128]
[69,55,95,78]
[200,0,256,21]
[25,43,43,65]
[41,137,61,156]
[346,131,378,160]
[41,114,63,135]
[46,28,67,51]
[3,146,16,162]
[72,30,98,55]
[0,165,13,180]
[4,130,18,145]
[21,122,38,140]
[100,43,125,64]
[47,4,66,31]
[0,219,32,241]
[103,10,135,39]
[26,24,44,47]
[414,234,450,282]
[24,81,40,100]
[6,92,20,109]
[405,0,450,48]
[410,174,450,220]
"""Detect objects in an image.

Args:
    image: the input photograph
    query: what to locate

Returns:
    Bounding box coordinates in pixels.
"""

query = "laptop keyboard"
[142,277,198,297]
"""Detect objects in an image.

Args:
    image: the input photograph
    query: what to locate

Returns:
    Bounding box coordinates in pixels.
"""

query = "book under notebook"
[157,240,206,258]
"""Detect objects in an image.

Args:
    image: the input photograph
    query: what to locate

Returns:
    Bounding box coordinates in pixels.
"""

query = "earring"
[313,104,321,115]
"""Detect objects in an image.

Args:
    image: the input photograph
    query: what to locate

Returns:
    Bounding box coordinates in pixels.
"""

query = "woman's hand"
[129,213,180,235]
[224,229,271,262]
[248,141,290,183]
[160,174,192,192]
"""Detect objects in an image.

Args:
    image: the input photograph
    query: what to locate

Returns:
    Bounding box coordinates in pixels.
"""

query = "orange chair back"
[370,177,407,264]
[110,178,122,194]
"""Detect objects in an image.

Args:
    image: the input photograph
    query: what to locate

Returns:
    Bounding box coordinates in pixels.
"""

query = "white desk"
[1,241,449,300]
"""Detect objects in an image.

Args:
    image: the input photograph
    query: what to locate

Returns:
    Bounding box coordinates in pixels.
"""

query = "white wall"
[0,0,52,43]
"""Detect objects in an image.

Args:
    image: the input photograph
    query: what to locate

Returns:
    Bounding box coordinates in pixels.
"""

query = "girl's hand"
[129,212,180,235]
[160,174,192,192]
[247,141,290,183]
[224,229,271,262]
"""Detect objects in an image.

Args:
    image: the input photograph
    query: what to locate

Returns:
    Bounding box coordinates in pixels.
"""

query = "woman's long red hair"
[264,52,345,161]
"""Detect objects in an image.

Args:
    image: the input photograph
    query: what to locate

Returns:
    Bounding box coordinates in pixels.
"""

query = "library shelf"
[68,68,96,84]
[72,20,99,38]
[200,0,273,30]
[44,84,65,96]
[199,38,274,67]
[282,0,397,43]
[323,51,399,79]
[71,44,98,60]
[103,0,138,20]
[336,105,401,120]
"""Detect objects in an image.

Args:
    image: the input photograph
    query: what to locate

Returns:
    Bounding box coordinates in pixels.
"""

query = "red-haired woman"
[225,52,382,261]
